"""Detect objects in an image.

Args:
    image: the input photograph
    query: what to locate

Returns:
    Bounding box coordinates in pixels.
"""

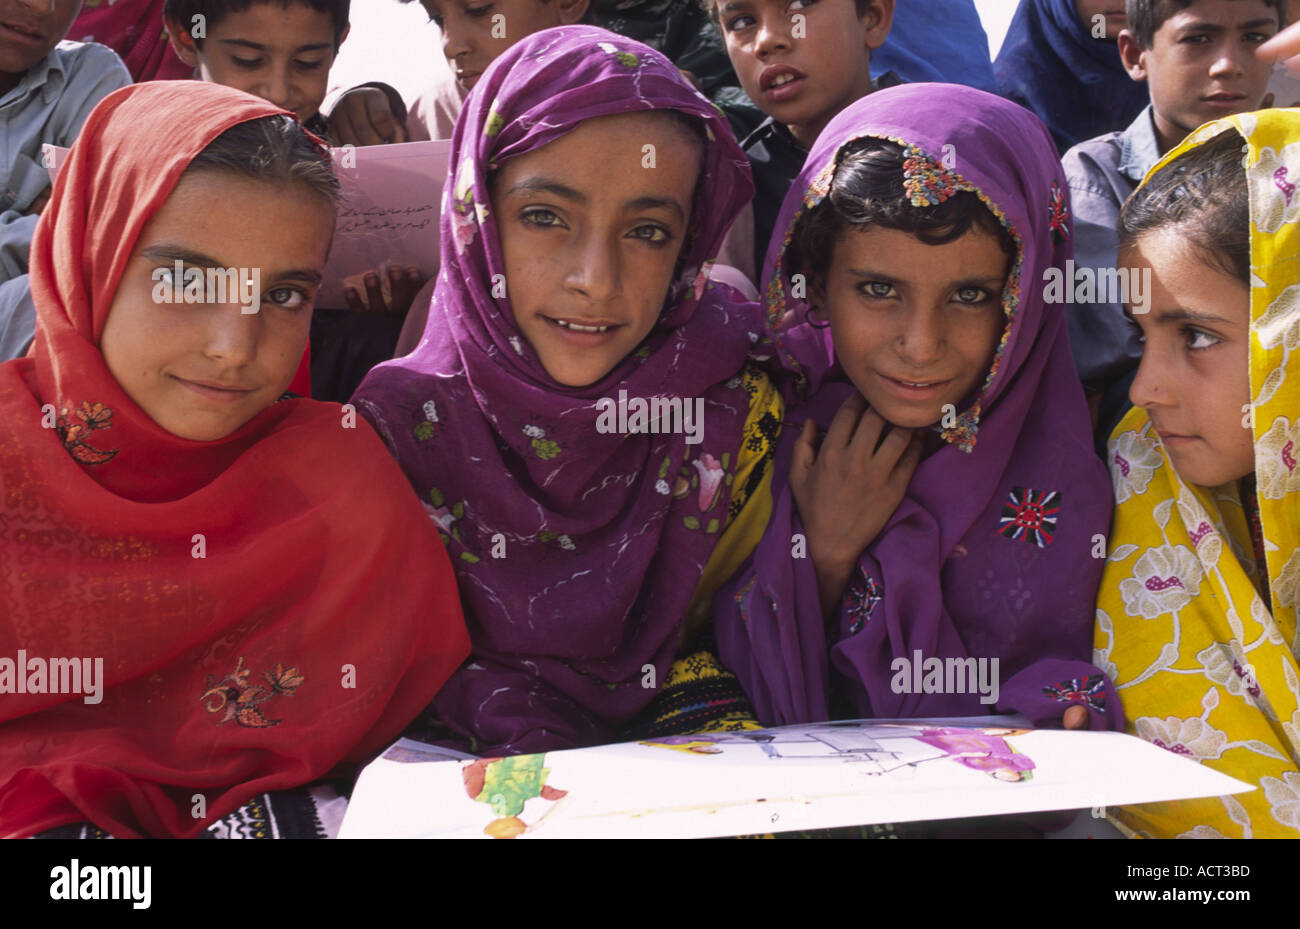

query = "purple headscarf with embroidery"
[352,27,761,755]
[714,84,1124,732]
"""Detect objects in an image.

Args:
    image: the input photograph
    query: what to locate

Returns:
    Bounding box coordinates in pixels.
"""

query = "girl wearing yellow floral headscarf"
[1096,108,1300,838]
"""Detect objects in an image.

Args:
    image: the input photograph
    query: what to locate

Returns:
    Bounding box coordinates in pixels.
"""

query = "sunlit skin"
[1118,0,1279,155]
[814,223,1009,430]
[419,0,588,93]
[792,223,1007,614]
[1123,229,1254,487]
[165,3,347,123]
[1076,0,1128,41]
[100,172,335,442]
[490,111,701,388]
[716,0,893,149]
[0,0,82,95]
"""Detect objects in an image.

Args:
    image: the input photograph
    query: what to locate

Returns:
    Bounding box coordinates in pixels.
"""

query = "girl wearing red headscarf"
[0,81,469,839]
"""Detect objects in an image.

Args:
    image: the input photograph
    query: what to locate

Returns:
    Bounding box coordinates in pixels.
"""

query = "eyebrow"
[718,1,750,15]
[1150,307,1234,325]
[140,245,323,286]
[216,38,334,54]
[1178,18,1277,33]
[504,179,687,222]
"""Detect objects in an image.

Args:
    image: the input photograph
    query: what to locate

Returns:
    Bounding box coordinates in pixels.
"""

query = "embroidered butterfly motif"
[997,486,1061,548]
[1048,180,1071,243]
[1042,674,1107,712]
[200,656,305,728]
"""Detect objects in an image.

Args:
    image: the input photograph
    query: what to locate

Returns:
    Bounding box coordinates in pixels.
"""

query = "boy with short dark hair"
[1062,0,1283,439]
[712,0,895,274]
[163,0,408,145]
[0,0,132,360]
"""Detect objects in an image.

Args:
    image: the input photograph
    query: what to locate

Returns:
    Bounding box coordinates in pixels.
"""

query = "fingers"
[789,419,819,488]
[1259,21,1300,63]
[363,271,385,312]
[825,391,867,450]
[365,93,405,144]
[333,94,387,146]
[345,286,365,313]
[1063,704,1089,730]
[1262,92,1276,109]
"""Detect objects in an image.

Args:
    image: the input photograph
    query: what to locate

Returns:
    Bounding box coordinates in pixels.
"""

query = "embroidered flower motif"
[430,505,457,533]
[1177,824,1230,839]
[997,486,1061,548]
[524,424,561,460]
[655,479,670,495]
[1048,180,1070,242]
[1196,641,1262,700]
[1261,771,1300,828]
[1248,141,1300,233]
[1042,674,1107,711]
[1273,549,1300,609]
[901,145,959,207]
[1135,714,1227,760]
[56,401,119,466]
[413,399,440,441]
[1255,284,1299,353]
[1257,415,1300,499]
[200,656,304,728]
[692,453,725,511]
[844,570,883,636]
[1109,429,1162,503]
[484,107,505,137]
[1119,544,1203,618]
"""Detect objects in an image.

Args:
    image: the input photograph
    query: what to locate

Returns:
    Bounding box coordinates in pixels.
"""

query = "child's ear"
[335,23,351,53]
[164,15,201,68]
[861,0,895,51]
[808,276,829,322]
[1117,29,1148,82]
[558,0,591,25]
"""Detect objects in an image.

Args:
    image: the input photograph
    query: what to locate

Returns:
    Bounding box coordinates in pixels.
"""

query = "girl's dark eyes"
[232,57,262,68]
[724,14,755,32]
[230,57,323,70]
[953,286,994,304]
[860,281,895,299]
[1183,325,1222,351]
[466,3,494,18]
[629,224,671,246]
[520,208,563,228]
[266,287,308,309]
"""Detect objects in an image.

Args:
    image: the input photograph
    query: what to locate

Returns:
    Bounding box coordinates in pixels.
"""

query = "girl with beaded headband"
[714,84,1123,732]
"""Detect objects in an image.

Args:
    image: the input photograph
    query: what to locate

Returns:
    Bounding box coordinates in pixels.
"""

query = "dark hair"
[185,114,341,208]
[399,0,598,25]
[703,0,873,23]
[1118,128,1249,284]
[164,0,350,48]
[789,137,1016,286]
[1125,0,1287,48]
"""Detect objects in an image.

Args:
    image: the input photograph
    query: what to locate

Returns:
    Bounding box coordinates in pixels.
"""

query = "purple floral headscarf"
[353,27,761,755]
[715,84,1124,732]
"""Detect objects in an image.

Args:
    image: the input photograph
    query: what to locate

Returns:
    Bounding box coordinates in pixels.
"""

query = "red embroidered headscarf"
[0,82,469,838]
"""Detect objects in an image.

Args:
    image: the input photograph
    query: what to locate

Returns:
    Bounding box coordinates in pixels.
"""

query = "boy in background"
[1062,0,1283,444]
[0,0,132,360]
[163,0,409,146]
[713,0,894,275]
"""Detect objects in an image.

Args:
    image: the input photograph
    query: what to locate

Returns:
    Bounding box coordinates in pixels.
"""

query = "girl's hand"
[331,88,408,147]
[1259,21,1300,72]
[1063,705,1089,730]
[789,392,921,616]
[345,265,426,315]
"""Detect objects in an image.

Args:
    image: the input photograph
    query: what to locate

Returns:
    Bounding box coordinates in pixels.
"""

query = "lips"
[758,65,807,101]
[456,70,481,88]
[542,315,624,346]
[0,21,44,43]
[1202,92,1247,107]
[172,374,256,403]
[877,372,952,399]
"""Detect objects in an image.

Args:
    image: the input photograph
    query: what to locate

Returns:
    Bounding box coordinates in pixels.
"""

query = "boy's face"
[812,222,1008,430]
[101,171,334,442]
[490,111,701,388]
[1123,229,1255,487]
[0,0,83,85]
[1120,0,1278,149]
[716,0,893,149]
[166,3,346,123]
[1075,0,1128,41]
[421,0,589,93]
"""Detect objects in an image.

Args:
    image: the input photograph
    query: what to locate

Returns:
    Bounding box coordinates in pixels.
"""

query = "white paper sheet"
[339,716,1253,839]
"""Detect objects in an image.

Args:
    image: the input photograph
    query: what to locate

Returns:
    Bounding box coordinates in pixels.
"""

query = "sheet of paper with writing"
[339,716,1253,839]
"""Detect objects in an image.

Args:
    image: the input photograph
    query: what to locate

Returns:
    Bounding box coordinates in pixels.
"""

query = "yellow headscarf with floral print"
[1095,108,1300,838]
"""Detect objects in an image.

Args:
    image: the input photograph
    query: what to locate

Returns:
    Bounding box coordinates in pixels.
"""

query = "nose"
[12,0,50,12]
[753,13,792,58]
[1208,39,1247,80]
[1127,349,1170,411]
[895,305,945,368]
[202,300,263,368]
[256,64,294,111]
[564,232,622,305]
[441,20,472,63]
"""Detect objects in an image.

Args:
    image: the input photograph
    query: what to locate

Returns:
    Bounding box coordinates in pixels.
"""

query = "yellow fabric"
[1094,109,1300,837]
[682,363,783,646]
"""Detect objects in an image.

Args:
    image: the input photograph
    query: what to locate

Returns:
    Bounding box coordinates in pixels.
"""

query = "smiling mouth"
[547,317,621,334]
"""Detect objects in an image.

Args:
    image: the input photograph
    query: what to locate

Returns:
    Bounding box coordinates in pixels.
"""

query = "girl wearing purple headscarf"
[352,27,783,756]
[714,83,1125,733]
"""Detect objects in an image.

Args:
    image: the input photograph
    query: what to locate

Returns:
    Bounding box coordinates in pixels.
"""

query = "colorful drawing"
[463,755,568,838]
